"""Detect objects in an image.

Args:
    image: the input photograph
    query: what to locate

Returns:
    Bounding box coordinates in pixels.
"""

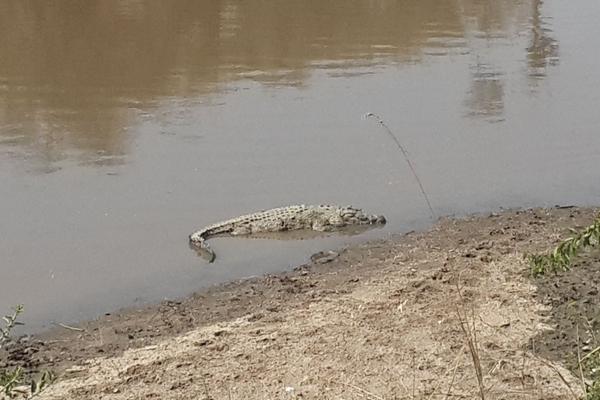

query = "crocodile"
[189,205,386,262]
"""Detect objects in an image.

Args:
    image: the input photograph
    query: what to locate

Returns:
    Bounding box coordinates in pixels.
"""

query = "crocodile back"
[189,204,386,262]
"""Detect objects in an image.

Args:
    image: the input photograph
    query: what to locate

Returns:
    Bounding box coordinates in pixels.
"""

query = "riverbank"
[3,207,599,399]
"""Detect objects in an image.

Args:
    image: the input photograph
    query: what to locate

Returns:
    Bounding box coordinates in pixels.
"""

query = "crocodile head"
[336,206,386,226]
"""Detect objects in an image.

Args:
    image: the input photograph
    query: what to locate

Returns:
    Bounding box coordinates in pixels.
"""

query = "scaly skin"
[189,205,386,262]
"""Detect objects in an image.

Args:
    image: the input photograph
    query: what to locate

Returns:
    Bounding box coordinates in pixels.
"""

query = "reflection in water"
[190,224,384,263]
[461,0,531,36]
[527,0,559,84]
[465,64,505,122]
[212,224,383,242]
[0,0,557,164]
[459,0,559,121]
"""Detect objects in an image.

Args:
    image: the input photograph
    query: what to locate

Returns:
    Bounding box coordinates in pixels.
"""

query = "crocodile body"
[189,205,386,262]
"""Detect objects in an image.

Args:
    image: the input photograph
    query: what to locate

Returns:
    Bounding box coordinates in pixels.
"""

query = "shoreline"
[3,207,599,399]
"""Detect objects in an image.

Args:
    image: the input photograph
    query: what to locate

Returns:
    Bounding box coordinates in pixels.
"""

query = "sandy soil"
[2,207,600,399]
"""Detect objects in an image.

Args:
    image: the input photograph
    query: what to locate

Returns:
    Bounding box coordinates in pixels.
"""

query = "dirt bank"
[2,207,599,399]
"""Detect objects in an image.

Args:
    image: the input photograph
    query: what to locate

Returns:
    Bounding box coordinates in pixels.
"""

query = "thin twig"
[581,344,600,362]
[520,352,527,390]
[457,309,485,400]
[455,282,485,400]
[55,323,85,332]
[365,112,436,220]
[442,346,465,400]
[443,361,461,400]
[576,324,587,395]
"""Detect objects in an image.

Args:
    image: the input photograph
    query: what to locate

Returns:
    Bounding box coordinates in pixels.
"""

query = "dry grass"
[40,242,583,398]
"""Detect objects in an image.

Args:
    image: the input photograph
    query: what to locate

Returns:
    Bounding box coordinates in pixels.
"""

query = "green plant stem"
[1,304,24,349]
[529,214,600,276]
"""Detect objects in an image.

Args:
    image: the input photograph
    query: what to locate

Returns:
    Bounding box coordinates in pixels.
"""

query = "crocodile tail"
[189,234,216,263]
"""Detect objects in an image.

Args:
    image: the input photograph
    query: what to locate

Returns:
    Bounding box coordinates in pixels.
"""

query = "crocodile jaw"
[373,215,386,224]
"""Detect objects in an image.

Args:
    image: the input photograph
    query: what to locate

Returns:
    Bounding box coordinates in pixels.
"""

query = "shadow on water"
[527,0,560,84]
[189,224,386,263]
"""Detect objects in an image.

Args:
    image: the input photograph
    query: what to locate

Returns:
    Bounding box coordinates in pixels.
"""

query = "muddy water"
[1,0,599,332]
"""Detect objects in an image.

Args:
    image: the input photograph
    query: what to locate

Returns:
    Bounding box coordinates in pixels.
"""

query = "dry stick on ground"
[443,356,462,400]
[365,113,436,220]
[520,351,527,391]
[55,322,85,332]
[582,345,600,362]
[576,324,588,395]
[455,281,485,400]
[457,307,485,400]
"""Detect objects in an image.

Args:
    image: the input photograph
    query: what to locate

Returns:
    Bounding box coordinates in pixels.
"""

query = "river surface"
[1,0,599,332]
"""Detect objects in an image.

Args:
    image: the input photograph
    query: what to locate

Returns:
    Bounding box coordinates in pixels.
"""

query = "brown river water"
[1,1,599,332]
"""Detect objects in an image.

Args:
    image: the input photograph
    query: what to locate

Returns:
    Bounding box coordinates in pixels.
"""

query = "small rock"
[480,255,493,263]
[310,251,339,264]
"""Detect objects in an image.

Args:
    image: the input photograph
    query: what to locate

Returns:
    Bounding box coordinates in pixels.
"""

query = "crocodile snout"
[374,215,386,224]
